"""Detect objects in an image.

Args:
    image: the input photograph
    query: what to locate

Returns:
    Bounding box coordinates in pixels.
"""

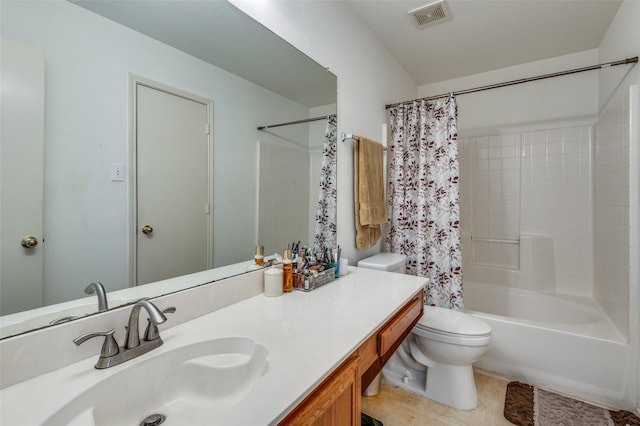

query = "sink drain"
[140,413,166,426]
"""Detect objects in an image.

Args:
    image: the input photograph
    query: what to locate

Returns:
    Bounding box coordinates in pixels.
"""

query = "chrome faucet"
[74,299,174,369]
[124,299,167,349]
[84,281,108,312]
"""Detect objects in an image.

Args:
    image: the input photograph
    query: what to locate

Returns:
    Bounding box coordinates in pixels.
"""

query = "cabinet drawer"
[378,296,422,357]
[358,334,378,374]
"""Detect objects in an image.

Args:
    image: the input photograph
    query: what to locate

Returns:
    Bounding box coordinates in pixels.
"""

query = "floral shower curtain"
[385,96,463,310]
[313,115,337,252]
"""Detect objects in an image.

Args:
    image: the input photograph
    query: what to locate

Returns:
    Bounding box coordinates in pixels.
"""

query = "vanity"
[0,266,425,425]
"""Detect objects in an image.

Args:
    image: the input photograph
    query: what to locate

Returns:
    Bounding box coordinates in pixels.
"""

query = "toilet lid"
[418,306,491,337]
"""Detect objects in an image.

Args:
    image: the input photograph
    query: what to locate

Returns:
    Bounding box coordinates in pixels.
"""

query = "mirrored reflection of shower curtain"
[313,115,337,252]
[386,96,463,310]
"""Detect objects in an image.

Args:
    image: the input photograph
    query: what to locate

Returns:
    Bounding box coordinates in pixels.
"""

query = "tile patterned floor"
[361,370,514,426]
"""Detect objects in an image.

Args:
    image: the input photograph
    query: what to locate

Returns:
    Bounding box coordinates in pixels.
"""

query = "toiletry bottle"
[282,249,293,293]
[255,245,264,267]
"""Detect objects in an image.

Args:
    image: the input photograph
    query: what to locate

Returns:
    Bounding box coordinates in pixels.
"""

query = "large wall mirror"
[0,0,337,338]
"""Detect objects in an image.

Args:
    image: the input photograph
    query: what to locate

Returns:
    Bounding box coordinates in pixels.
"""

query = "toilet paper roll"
[339,257,349,276]
[264,268,283,297]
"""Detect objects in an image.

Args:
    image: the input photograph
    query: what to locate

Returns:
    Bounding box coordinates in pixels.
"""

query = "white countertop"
[0,267,426,425]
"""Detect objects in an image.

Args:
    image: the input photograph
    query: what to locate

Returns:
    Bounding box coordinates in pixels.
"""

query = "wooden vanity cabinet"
[360,294,423,390]
[279,294,423,425]
[279,356,361,426]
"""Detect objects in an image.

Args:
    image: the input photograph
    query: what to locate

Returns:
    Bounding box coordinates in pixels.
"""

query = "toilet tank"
[357,253,407,274]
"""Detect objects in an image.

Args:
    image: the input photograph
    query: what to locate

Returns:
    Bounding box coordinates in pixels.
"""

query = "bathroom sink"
[45,337,269,426]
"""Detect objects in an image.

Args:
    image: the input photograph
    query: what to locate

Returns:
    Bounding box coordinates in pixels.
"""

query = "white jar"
[263,268,284,297]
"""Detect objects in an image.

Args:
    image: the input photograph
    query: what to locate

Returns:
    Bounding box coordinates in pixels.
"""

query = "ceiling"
[73,0,623,103]
[344,0,623,85]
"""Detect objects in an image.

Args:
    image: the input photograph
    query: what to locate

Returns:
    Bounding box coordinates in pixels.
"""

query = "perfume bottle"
[282,249,293,293]
[254,244,264,267]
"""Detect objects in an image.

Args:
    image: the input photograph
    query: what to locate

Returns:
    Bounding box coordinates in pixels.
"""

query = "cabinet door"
[280,356,360,426]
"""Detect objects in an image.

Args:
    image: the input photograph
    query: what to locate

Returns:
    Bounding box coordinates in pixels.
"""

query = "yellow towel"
[354,136,387,250]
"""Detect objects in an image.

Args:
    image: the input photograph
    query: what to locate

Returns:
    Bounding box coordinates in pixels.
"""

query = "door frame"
[128,75,214,287]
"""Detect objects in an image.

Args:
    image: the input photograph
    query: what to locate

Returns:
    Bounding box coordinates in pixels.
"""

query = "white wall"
[229,0,418,264]
[1,1,312,304]
[596,0,640,409]
[419,50,600,135]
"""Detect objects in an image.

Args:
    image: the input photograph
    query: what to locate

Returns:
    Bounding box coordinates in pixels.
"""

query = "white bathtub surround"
[462,233,557,293]
[459,124,595,296]
[455,73,638,411]
[594,76,636,341]
[0,267,426,424]
[465,281,633,409]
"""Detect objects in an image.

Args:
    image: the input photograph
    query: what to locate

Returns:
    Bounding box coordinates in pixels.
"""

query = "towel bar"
[340,133,387,150]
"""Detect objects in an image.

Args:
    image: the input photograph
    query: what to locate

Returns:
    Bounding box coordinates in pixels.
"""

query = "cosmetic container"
[339,257,349,276]
[254,244,264,267]
[282,249,293,293]
[263,268,283,297]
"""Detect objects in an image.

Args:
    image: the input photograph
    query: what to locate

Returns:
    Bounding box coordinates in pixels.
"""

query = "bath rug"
[503,381,640,426]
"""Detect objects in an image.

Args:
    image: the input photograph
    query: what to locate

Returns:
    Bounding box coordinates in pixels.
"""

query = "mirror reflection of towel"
[354,136,387,250]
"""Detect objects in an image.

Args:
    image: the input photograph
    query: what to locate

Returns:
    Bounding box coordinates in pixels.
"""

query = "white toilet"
[359,253,492,410]
[389,306,492,410]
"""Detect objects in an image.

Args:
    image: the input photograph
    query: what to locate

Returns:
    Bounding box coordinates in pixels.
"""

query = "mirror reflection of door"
[0,38,45,315]
[133,79,212,286]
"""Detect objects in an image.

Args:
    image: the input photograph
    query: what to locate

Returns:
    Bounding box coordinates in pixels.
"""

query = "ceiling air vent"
[409,0,451,28]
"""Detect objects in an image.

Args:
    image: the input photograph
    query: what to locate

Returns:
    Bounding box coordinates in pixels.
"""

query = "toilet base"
[424,362,478,410]
[382,353,479,410]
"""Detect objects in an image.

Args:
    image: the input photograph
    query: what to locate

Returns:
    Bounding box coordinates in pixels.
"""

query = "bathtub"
[463,281,634,409]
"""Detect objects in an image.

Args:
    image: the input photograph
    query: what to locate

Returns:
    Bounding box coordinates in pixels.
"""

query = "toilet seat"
[413,306,491,346]
[413,324,491,346]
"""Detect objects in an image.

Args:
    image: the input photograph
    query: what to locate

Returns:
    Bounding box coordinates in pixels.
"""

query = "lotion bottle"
[282,249,293,293]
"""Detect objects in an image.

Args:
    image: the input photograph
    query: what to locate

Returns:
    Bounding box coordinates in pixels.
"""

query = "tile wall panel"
[460,125,593,295]
[594,84,631,339]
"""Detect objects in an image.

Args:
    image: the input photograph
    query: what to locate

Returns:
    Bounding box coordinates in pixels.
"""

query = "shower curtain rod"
[385,56,638,109]
[257,114,336,130]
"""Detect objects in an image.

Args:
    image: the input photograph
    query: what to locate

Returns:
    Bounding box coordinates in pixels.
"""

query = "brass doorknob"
[21,236,38,248]
[141,225,154,235]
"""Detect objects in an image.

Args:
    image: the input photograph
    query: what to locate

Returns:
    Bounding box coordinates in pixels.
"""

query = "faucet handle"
[74,329,119,358]
[144,307,176,341]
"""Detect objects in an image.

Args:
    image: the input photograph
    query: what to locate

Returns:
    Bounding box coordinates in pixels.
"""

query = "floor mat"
[504,381,640,426]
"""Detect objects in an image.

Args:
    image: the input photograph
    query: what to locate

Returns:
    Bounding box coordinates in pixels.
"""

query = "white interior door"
[0,38,45,315]
[134,81,211,285]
